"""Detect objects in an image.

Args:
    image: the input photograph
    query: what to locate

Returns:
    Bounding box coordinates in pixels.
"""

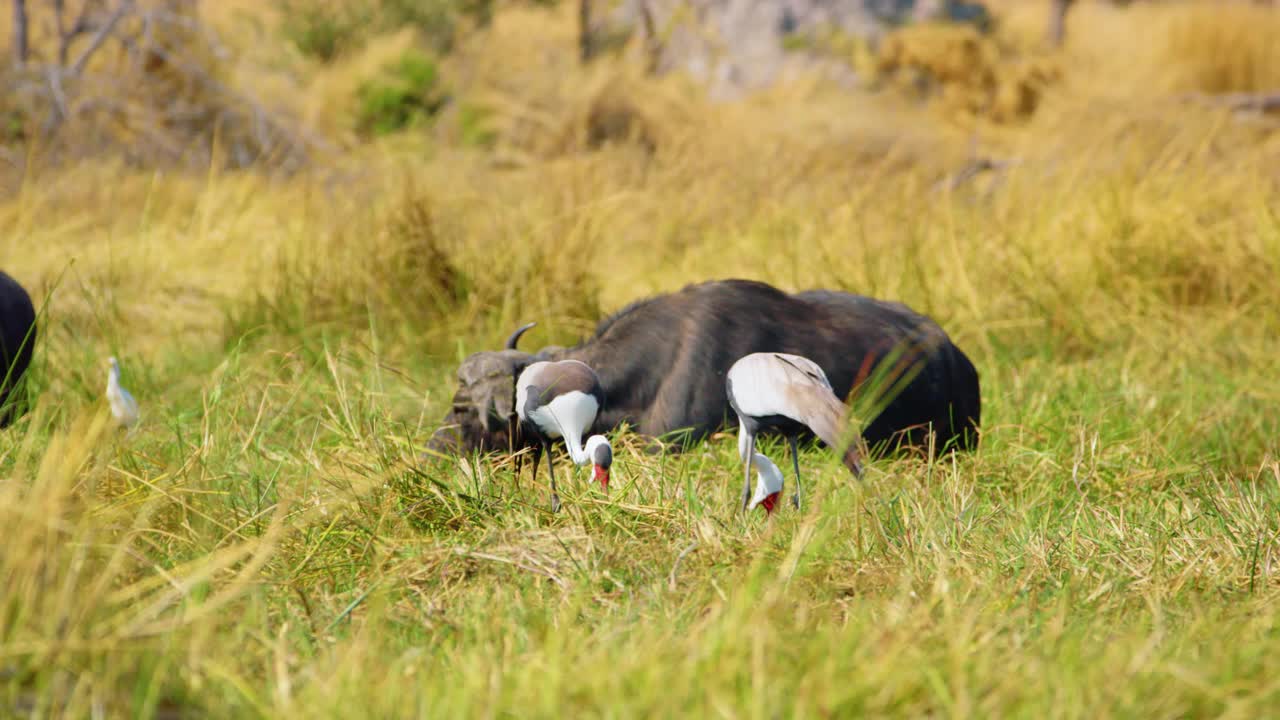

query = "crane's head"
[426,322,559,456]
[747,452,785,515]
[586,434,613,490]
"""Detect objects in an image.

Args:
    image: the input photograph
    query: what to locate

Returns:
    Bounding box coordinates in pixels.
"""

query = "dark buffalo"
[426,278,980,460]
[1,270,38,428]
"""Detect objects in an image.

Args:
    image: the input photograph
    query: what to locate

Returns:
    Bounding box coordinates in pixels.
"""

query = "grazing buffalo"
[0,271,38,428]
[426,278,981,460]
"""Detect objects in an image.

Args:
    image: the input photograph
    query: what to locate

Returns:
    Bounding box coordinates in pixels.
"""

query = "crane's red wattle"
[760,492,779,514]
[594,465,609,490]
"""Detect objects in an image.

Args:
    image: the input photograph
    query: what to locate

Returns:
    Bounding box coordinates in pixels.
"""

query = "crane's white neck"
[564,430,588,465]
[534,391,599,465]
[748,452,785,512]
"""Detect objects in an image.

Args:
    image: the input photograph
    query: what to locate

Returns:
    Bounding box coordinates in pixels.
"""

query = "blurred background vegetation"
[3,1,1280,716]
[0,0,1275,179]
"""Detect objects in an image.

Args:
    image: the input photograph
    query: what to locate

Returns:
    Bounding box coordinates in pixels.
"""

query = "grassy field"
[3,1,1280,717]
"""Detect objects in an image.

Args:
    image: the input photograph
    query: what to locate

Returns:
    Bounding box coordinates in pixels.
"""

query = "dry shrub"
[543,70,687,156]
[874,22,1062,124]
[472,64,693,161]
[440,3,698,161]
[366,192,467,319]
[1041,0,1280,105]
[434,185,605,338]
[876,23,998,90]
[296,27,421,140]
[0,1,318,176]
[230,178,604,345]
[582,82,660,153]
[236,188,465,338]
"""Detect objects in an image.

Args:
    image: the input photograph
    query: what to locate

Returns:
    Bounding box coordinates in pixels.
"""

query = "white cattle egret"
[516,358,613,511]
[726,352,862,512]
[106,356,139,428]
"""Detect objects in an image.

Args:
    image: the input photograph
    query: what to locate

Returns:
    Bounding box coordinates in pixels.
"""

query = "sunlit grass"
[3,0,1280,716]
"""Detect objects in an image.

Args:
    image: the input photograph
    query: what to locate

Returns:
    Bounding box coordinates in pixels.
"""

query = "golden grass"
[2,0,1280,716]
[1157,2,1280,94]
[1045,0,1280,99]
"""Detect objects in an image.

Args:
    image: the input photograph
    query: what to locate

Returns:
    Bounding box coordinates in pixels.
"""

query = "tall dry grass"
[2,0,1280,716]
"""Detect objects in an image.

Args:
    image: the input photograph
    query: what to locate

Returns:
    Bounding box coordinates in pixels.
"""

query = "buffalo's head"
[426,323,545,456]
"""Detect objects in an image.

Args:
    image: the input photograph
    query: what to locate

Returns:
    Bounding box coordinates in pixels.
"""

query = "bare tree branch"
[71,0,133,76]
[578,0,592,64]
[7,0,323,173]
[45,66,70,122]
[54,0,67,59]
[131,6,230,63]
[933,157,1019,195]
[72,0,105,37]
[1047,0,1075,48]
[55,0,101,65]
[129,40,332,158]
[1199,91,1280,114]
[13,0,30,65]
[638,0,660,75]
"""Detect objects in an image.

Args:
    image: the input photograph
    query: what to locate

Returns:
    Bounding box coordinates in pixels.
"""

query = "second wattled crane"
[516,358,613,512]
[726,352,863,512]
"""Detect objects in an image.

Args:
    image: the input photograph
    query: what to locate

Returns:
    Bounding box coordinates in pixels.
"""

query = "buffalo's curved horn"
[504,322,537,350]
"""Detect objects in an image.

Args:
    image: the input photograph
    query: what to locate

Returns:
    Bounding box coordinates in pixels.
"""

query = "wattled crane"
[726,352,862,512]
[516,358,613,512]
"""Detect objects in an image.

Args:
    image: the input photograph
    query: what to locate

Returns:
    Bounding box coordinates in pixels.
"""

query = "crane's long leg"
[787,435,802,510]
[529,442,542,489]
[545,439,561,513]
[741,433,755,512]
[509,417,520,486]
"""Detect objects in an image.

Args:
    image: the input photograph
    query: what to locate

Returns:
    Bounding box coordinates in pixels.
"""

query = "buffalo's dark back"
[561,278,981,455]
[795,289,981,454]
